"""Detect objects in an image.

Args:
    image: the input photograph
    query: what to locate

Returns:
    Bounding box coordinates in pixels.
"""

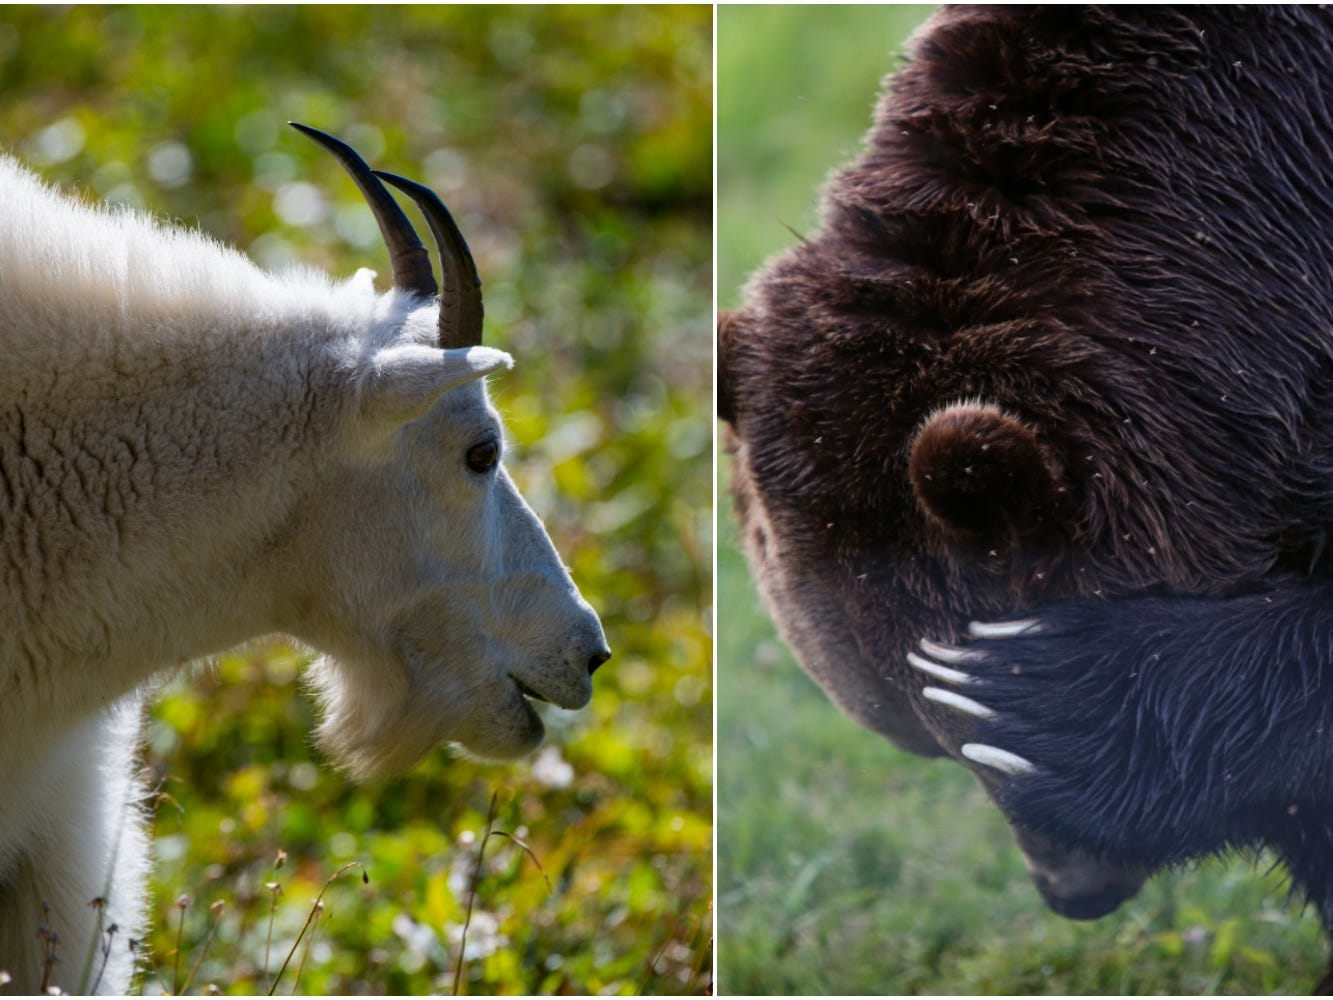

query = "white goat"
[0,124,610,993]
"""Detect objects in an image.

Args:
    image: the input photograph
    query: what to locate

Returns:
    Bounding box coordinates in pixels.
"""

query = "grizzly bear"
[720,4,1333,988]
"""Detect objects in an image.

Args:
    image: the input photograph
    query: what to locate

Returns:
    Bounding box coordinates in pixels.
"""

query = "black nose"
[588,649,611,676]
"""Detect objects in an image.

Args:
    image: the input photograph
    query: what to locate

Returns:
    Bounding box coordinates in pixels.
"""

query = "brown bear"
[720,4,1333,988]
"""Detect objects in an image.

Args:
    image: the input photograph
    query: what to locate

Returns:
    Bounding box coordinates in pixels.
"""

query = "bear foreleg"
[911,583,1333,872]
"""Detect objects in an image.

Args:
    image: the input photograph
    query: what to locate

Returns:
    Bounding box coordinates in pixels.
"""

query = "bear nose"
[588,649,612,676]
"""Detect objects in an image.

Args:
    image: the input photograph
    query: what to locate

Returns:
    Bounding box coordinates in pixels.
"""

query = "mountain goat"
[0,123,610,993]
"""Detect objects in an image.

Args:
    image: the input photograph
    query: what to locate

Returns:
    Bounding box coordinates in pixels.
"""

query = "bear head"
[720,5,1333,919]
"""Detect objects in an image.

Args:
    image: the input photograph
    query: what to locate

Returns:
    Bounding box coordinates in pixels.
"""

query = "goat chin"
[305,654,545,782]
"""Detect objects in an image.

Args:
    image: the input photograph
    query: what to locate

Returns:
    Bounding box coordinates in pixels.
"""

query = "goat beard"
[304,652,544,783]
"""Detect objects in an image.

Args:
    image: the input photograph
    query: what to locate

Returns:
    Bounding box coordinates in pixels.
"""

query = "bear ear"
[717,310,738,427]
[908,401,1066,546]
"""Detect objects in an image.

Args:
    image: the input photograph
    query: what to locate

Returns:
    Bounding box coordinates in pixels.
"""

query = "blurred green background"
[2,5,710,995]
[718,4,1326,995]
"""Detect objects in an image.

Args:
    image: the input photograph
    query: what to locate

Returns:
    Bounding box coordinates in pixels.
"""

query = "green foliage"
[718,4,1326,994]
[1,4,709,994]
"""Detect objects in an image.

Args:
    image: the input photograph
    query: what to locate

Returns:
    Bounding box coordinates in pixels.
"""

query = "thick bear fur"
[721,4,1333,985]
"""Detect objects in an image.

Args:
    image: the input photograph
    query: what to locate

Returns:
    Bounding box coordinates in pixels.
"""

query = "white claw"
[918,637,986,665]
[922,686,995,719]
[906,650,974,685]
[968,618,1042,639]
[961,743,1036,775]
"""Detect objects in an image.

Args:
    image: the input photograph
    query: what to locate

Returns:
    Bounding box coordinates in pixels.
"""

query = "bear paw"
[910,629,1041,776]
[909,609,1234,869]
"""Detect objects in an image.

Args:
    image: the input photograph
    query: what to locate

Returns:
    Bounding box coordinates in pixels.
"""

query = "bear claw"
[918,637,986,665]
[961,742,1036,775]
[912,630,1038,775]
[907,648,975,685]
[968,617,1041,638]
[922,685,996,719]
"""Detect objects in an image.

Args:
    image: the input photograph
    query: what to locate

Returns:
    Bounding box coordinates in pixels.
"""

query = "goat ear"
[357,344,512,427]
[908,401,1066,546]
[345,267,378,295]
[717,309,738,426]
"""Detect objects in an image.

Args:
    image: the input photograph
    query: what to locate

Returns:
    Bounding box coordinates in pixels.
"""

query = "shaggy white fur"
[0,154,607,993]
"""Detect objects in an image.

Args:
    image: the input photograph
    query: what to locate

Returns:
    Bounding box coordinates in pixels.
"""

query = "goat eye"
[466,439,499,473]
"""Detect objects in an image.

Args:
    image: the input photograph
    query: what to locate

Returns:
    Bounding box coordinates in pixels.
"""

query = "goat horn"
[373,170,484,350]
[288,123,438,300]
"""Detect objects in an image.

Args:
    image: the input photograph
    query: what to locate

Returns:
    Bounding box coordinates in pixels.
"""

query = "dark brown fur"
[722,4,1333,978]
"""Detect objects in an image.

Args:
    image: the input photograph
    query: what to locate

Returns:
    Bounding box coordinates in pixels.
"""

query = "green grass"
[717,4,936,307]
[2,5,710,994]
[717,5,1327,994]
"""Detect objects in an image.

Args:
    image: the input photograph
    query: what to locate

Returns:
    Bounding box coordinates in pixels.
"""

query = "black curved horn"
[374,169,484,350]
[289,122,438,299]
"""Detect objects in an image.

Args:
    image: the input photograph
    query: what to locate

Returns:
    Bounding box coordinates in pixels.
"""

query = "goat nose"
[587,649,612,676]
